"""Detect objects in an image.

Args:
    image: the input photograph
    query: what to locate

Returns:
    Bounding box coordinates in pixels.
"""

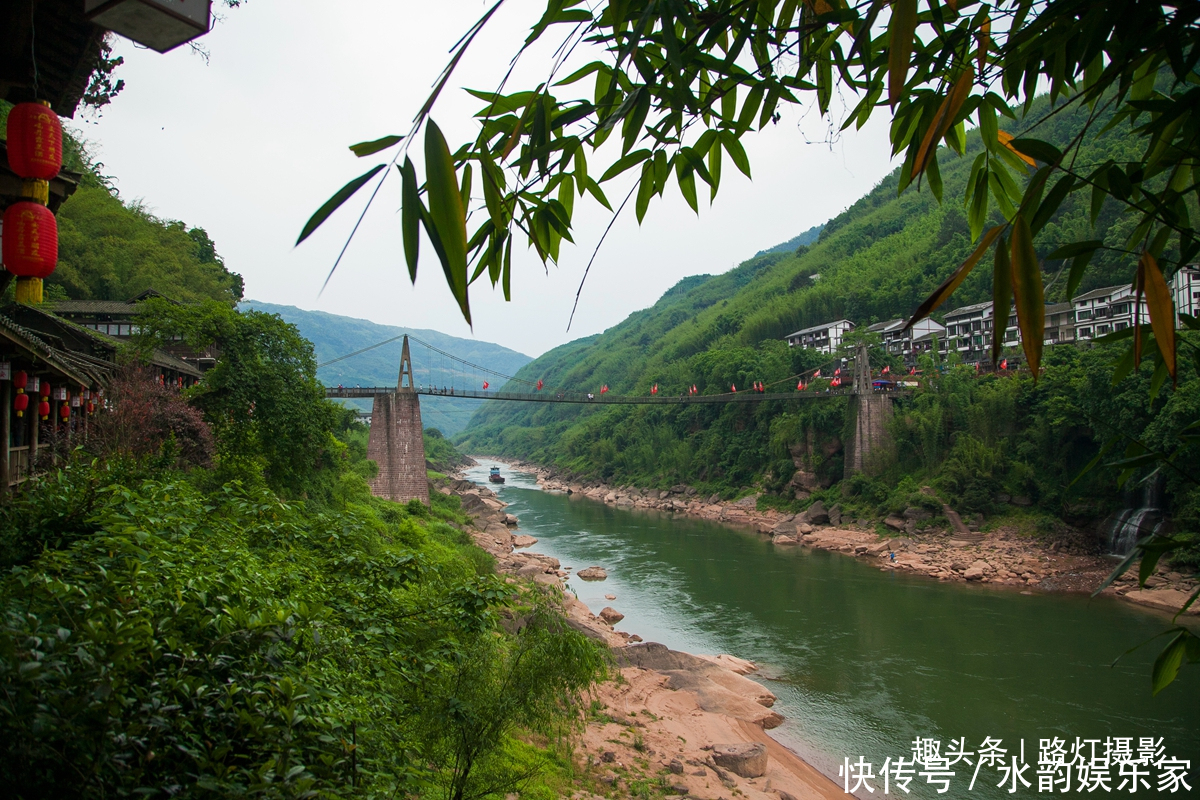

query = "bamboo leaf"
[399,158,421,283]
[349,135,404,157]
[424,120,471,324]
[997,130,1036,167]
[720,132,752,178]
[1008,137,1062,165]
[600,149,651,182]
[1139,252,1177,383]
[992,233,1012,365]
[913,66,975,177]
[1010,214,1044,376]
[297,164,386,245]
[1151,632,1188,695]
[1031,174,1074,236]
[888,0,918,109]
[905,226,1004,329]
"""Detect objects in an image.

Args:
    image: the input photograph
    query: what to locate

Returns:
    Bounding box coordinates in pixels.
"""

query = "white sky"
[76,0,899,358]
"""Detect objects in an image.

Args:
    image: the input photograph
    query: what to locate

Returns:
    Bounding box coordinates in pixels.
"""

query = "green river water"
[463,461,1199,798]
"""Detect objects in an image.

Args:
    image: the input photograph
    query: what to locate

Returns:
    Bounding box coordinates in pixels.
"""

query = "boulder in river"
[712,743,767,778]
[599,607,625,624]
[577,566,608,581]
[511,534,538,548]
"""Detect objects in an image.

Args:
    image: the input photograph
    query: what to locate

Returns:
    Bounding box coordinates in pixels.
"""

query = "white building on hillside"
[1173,265,1200,324]
[867,317,946,363]
[1074,284,1148,340]
[786,319,856,354]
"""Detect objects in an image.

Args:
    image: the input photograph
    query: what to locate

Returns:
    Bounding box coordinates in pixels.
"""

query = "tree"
[133,299,345,497]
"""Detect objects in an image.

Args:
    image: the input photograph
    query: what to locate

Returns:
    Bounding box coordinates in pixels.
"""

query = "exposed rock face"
[504,513,519,526]
[772,535,798,546]
[599,607,625,624]
[712,743,768,778]
[577,566,608,581]
[511,534,538,548]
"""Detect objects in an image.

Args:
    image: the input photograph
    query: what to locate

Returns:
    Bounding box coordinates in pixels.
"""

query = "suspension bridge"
[323,335,903,505]
[323,335,911,405]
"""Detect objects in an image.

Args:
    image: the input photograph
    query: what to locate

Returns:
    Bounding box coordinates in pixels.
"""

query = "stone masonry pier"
[366,336,429,505]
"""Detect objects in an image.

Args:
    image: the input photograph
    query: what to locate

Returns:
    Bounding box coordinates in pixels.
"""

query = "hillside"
[241,302,532,436]
[454,91,1183,509]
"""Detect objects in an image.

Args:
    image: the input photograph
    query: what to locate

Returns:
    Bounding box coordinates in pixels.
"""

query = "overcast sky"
[77,1,899,358]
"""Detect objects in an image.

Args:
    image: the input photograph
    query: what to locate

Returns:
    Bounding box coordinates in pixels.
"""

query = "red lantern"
[40,381,51,398]
[60,402,70,421]
[86,401,95,414]
[14,393,29,417]
[2,202,58,278]
[13,371,28,392]
[38,400,50,420]
[5,103,63,181]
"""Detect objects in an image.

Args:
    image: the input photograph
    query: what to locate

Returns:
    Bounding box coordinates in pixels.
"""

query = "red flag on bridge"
[731,384,737,393]
[797,381,805,391]
[909,367,917,375]
[814,369,821,378]
[483,381,489,389]
[651,384,658,395]
[536,379,544,390]
[834,367,841,376]
[882,365,890,374]
[600,385,609,394]
[831,376,841,387]
[690,384,697,395]
[1000,358,1008,370]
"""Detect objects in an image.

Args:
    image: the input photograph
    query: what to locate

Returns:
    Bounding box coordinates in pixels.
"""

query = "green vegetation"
[0,304,607,799]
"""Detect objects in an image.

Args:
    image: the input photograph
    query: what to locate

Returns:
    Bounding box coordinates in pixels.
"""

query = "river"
[464,460,1200,798]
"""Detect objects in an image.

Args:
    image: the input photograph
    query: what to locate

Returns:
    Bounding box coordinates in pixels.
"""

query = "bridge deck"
[325,387,910,404]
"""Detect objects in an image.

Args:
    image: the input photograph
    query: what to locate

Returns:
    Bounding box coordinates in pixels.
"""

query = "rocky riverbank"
[434,474,845,800]
[492,460,1199,619]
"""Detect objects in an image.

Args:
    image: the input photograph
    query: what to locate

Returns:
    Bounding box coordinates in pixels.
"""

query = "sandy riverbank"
[436,473,846,800]
[489,459,1198,619]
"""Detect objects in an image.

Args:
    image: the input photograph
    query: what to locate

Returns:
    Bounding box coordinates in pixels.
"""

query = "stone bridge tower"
[845,340,894,477]
[366,335,429,505]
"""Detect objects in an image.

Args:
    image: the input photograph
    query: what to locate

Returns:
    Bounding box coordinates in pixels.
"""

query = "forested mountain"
[755,223,824,257]
[456,92,1197,533]
[241,302,532,436]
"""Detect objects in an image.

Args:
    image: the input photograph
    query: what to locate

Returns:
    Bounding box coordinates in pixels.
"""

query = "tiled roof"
[1073,285,1125,303]
[0,311,105,386]
[47,300,141,315]
[787,319,855,337]
[944,301,993,318]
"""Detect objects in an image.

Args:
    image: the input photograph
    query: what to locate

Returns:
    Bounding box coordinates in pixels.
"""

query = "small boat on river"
[488,466,505,484]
